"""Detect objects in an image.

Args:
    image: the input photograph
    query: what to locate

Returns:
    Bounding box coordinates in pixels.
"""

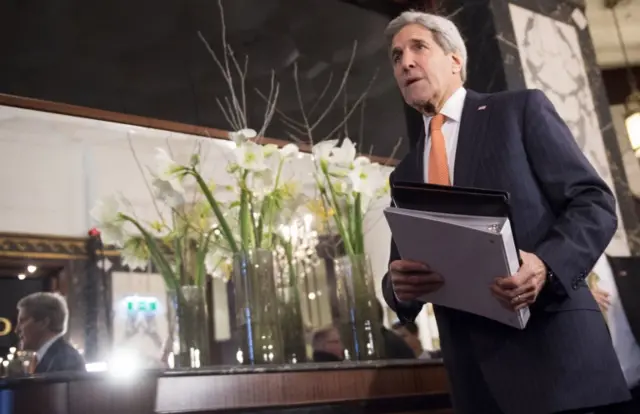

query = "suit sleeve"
[381,171,424,322]
[523,89,617,296]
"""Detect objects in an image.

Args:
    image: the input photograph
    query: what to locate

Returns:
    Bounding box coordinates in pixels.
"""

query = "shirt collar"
[36,333,63,362]
[422,87,467,125]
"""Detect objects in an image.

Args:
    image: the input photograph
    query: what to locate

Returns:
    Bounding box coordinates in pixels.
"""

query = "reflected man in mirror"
[16,292,85,374]
[381,10,630,414]
[311,326,344,362]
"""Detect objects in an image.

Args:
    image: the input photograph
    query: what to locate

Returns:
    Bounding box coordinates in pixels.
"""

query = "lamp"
[608,2,640,156]
[626,91,640,155]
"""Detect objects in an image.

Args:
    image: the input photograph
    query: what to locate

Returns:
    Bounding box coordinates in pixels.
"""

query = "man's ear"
[37,317,51,331]
[451,53,463,75]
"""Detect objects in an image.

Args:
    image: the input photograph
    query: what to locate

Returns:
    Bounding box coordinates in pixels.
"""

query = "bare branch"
[358,94,367,151]
[254,87,306,129]
[229,49,249,125]
[127,133,166,226]
[227,46,248,126]
[215,97,240,131]
[257,71,280,138]
[308,71,334,118]
[284,130,306,144]
[383,136,404,166]
[311,41,358,130]
[280,116,309,137]
[292,62,313,145]
[321,70,378,141]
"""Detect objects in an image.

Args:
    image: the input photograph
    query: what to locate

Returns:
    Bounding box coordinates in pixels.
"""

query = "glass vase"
[276,275,307,364]
[232,248,284,365]
[333,254,384,360]
[168,284,211,368]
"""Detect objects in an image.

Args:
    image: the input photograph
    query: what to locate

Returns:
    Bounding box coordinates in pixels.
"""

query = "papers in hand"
[384,207,530,329]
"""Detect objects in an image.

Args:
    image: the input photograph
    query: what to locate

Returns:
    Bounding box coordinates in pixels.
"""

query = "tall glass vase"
[232,249,284,365]
[168,284,211,368]
[276,276,307,364]
[333,254,384,361]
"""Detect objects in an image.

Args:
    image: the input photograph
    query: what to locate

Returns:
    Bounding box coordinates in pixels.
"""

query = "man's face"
[322,328,345,359]
[390,24,462,111]
[15,310,47,351]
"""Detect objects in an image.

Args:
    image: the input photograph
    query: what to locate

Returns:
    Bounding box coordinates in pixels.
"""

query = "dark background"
[0,0,417,158]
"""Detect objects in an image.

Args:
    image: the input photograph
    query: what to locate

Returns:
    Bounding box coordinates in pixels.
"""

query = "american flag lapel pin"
[478,105,487,111]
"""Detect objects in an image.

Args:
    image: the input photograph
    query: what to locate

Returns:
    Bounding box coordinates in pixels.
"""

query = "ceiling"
[587,0,640,68]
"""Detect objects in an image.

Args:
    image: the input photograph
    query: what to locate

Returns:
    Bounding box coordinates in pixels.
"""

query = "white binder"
[384,207,530,329]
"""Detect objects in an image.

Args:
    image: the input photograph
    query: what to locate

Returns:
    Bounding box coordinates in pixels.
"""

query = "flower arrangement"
[90,132,304,292]
[312,138,390,257]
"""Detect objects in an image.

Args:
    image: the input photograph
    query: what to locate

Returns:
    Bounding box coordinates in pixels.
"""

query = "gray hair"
[385,11,468,82]
[17,292,68,334]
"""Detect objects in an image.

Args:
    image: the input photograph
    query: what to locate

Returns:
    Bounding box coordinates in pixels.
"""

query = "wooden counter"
[0,360,451,413]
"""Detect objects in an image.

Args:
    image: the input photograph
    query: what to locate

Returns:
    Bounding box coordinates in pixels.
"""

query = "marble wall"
[443,0,640,256]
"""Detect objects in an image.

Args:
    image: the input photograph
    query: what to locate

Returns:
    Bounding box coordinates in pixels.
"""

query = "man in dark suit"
[16,292,85,374]
[381,11,631,414]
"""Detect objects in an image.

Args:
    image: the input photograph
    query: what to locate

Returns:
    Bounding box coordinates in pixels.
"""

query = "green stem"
[353,193,364,255]
[239,172,254,252]
[188,169,239,253]
[119,214,185,303]
[320,165,354,256]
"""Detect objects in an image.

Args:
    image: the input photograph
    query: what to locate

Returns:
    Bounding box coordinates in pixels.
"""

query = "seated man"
[311,326,344,362]
[16,292,85,374]
[392,320,433,359]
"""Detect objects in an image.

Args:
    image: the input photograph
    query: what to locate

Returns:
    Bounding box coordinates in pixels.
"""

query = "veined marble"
[509,4,630,257]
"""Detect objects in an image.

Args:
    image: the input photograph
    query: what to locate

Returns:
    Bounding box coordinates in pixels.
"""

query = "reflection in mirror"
[0,0,443,379]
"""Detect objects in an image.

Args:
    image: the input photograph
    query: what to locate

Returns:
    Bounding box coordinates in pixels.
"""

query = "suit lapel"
[453,90,492,187]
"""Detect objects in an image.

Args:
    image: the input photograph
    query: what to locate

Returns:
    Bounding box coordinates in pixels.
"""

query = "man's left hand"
[491,251,547,311]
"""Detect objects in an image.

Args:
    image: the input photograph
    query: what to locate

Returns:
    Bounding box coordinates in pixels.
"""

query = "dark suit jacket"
[382,89,631,414]
[34,337,86,374]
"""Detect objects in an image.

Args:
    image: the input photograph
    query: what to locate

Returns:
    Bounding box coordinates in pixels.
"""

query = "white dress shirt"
[36,333,63,364]
[422,87,467,184]
[593,255,640,388]
[394,87,468,305]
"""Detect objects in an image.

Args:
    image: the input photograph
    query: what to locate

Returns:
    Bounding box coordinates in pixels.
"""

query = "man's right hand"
[390,259,444,302]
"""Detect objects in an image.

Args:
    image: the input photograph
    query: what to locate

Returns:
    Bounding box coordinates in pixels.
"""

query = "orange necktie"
[29,354,38,374]
[428,114,450,185]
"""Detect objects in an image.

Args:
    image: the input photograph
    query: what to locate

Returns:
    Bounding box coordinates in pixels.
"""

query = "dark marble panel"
[439,0,640,255]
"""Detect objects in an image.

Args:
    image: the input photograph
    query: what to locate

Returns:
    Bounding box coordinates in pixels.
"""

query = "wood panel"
[0,93,398,167]
[1,362,450,413]
[155,364,449,412]
[10,382,68,414]
[68,376,157,414]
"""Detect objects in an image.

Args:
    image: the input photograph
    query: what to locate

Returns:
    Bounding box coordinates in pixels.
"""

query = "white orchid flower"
[154,148,184,192]
[262,143,279,158]
[280,143,300,159]
[120,238,149,271]
[152,178,186,207]
[312,139,338,162]
[229,128,257,146]
[329,138,357,166]
[235,141,268,171]
[348,161,386,198]
[90,196,126,246]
